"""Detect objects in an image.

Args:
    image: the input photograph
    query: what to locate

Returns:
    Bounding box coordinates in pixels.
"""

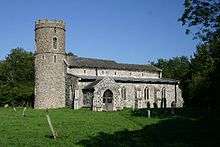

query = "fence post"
[46,109,57,139]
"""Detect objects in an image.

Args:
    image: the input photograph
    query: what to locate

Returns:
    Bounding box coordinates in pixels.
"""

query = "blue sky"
[0,0,198,64]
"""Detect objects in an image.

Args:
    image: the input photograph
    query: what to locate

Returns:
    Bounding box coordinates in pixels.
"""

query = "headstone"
[4,104,9,108]
[22,107,26,117]
[147,110,151,118]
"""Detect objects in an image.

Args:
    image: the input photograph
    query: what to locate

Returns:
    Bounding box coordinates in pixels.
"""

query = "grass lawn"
[0,108,219,147]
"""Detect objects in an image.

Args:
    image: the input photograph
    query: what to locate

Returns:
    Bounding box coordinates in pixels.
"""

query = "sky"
[0,0,198,64]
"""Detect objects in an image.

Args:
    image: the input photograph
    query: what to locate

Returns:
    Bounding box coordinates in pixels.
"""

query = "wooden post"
[22,107,26,117]
[147,109,151,118]
[46,109,57,139]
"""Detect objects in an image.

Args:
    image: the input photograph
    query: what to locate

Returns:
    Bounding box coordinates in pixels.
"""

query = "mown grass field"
[0,108,219,147]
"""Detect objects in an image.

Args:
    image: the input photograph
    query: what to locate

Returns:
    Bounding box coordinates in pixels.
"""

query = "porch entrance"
[102,89,113,111]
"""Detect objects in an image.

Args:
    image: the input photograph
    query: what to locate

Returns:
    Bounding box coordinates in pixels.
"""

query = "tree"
[152,56,191,80]
[179,0,220,110]
[0,48,34,106]
[179,0,220,42]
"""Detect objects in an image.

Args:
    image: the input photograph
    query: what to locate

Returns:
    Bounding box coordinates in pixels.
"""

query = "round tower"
[34,19,66,109]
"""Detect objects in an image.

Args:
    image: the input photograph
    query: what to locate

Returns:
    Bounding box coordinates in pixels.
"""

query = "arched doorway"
[103,89,113,111]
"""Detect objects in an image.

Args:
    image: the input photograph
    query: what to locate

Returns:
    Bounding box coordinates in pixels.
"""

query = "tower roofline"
[35,19,65,31]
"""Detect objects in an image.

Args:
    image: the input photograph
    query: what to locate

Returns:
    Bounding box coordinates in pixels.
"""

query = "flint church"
[34,20,183,111]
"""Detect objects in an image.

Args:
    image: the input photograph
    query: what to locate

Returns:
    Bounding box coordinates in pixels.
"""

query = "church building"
[34,19,183,111]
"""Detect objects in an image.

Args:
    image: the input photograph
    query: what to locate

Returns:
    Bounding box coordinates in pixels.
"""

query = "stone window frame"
[144,87,149,100]
[162,87,166,99]
[53,55,57,63]
[52,36,58,49]
[135,87,141,99]
[54,27,57,33]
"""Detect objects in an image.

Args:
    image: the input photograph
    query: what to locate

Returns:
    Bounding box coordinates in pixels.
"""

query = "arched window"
[144,87,149,100]
[53,37,57,49]
[161,87,166,108]
[162,87,166,99]
[134,88,137,99]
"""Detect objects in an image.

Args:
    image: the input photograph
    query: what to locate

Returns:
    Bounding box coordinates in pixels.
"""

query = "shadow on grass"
[131,108,211,118]
[77,116,219,147]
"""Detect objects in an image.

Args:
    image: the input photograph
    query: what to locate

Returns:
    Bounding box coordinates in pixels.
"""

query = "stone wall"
[74,80,183,110]
[67,67,160,79]
[34,20,66,109]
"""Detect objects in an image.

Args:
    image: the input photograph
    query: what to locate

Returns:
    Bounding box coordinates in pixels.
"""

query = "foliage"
[0,48,34,106]
[152,56,192,106]
[179,0,220,41]
[152,56,190,80]
[0,108,219,146]
[178,0,220,110]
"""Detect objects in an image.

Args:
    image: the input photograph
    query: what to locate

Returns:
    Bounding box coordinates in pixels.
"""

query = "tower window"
[54,55,56,63]
[53,37,57,49]
[115,72,117,75]
[84,70,86,74]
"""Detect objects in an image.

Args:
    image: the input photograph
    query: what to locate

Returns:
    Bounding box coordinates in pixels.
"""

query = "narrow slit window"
[53,37,57,49]
[54,55,56,63]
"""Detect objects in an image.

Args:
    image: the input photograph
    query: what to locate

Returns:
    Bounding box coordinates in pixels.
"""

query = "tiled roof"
[67,55,161,72]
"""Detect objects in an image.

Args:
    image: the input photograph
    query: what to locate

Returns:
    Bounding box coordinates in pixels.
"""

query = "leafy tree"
[0,48,34,106]
[152,56,191,106]
[179,0,220,41]
[179,0,220,110]
[152,56,191,80]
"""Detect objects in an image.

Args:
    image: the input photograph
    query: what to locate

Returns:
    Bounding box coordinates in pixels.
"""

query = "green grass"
[0,108,219,147]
